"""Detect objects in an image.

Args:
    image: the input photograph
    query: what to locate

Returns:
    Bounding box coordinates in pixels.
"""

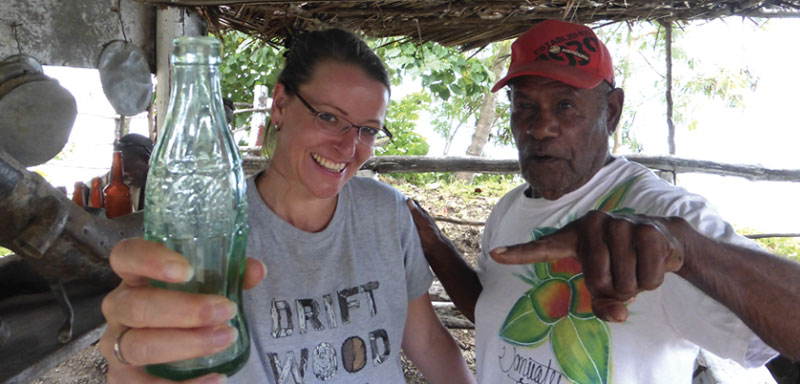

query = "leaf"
[532,226,559,241]
[534,262,550,280]
[568,275,594,319]
[595,176,640,212]
[551,317,610,384]
[499,291,551,347]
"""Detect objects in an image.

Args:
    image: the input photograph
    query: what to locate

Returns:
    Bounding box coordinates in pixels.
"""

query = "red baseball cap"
[491,20,615,92]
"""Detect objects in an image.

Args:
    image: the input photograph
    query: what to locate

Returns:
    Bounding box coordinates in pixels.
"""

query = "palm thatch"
[136,1,800,49]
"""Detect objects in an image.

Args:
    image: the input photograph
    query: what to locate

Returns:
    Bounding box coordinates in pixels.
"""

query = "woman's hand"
[98,238,266,383]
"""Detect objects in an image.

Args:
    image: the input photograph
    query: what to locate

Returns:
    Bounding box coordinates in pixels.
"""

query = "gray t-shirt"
[231,174,433,384]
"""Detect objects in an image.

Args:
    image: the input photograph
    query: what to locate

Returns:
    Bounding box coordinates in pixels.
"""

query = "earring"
[275,122,281,131]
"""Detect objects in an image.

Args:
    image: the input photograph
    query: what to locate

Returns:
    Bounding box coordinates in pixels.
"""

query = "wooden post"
[154,7,206,139]
[114,115,129,141]
[660,20,676,155]
[249,84,269,148]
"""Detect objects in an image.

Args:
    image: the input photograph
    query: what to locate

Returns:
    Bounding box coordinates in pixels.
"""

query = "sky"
[28,17,800,234]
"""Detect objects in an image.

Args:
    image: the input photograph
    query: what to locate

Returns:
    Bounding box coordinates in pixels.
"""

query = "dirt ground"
[33,177,503,383]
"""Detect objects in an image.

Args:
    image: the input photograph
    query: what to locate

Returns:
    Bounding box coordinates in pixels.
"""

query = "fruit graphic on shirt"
[498,176,642,384]
[532,279,571,323]
[569,275,594,319]
[501,261,610,384]
[549,257,583,279]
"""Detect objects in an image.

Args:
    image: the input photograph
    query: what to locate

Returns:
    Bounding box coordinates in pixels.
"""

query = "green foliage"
[488,95,513,147]
[755,237,800,262]
[218,31,284,133]
[218,31,514,159]
[737,228,800,263]
[378,92,431,157]
[219,31,283,103]
[473,173,519,186]
[682,68,757,110]
[375,91,432,185]
[376,39,510,155]
[742,234,800,262]
[597,21,759,153]
[387,173,518,198]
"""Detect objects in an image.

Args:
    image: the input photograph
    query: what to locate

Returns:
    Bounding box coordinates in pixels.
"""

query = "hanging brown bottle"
[88,177,104,209]
[72,181,86,207]
[104,151,132,218]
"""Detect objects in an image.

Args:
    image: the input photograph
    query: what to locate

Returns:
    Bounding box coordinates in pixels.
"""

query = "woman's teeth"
[312,153,346,172]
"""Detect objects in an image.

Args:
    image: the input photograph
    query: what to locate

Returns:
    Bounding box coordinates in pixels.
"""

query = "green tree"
[218,31,283,135]
[376,39,503,156]
[218,32,433,157]
[597,21,759,154]
[378,91,431,157]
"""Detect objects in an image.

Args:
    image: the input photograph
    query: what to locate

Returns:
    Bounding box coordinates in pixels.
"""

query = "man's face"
[509,76,623,200]
[121,151,149,188]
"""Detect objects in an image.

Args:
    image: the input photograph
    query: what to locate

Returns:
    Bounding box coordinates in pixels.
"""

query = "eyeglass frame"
[292,92,393,145]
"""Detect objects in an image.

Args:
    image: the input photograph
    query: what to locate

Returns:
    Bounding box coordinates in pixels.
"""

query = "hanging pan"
[97,40,153,116]
[0,55,77,167]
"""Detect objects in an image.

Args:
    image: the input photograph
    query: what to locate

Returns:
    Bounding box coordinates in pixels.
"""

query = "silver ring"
[113,327,133,365]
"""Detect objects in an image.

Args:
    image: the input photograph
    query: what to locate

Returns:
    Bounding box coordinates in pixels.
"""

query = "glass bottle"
[104,151,132,218]
[72,182,86,207]
[88,177,104,209]
[143,36,249,380]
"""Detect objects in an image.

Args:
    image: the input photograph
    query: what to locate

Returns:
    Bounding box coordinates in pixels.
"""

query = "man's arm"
[407,199,482,323]
[491,210,800,360]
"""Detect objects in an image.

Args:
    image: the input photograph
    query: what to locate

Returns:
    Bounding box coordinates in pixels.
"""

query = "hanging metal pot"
[0,55,77,167]
[97,40,153,116]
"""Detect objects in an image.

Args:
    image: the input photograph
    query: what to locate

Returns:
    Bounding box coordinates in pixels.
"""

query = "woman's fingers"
[102,286,236,328]
[243,257,267,290]
[107,364,227,384]
[110,238,193,287]
[100,323,234,382]
[115,325,237,366]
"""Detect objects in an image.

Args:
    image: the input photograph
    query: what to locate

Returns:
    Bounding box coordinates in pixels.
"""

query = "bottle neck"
[89,178,103,208]
[168,63,223,107]
[72,182,85,206]
[110,151,125,185]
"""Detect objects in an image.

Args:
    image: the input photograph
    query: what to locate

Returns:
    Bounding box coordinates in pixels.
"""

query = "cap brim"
[491,61,605,92]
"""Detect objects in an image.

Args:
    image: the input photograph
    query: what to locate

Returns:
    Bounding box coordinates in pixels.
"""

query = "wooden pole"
[248,84,268,148]
[661,20,676,155]
[154,7,206,139]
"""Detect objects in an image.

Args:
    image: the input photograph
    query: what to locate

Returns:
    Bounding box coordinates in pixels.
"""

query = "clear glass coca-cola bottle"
[144,36,249,380]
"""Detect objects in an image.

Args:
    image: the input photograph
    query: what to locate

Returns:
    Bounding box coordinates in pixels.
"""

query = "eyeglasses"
[294,92,392,146]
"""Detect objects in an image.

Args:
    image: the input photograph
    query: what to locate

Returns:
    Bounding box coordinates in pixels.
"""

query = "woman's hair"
[277,28,390,95]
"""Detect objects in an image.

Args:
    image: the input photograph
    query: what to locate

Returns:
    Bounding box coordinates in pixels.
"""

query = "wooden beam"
[242,155,800,182]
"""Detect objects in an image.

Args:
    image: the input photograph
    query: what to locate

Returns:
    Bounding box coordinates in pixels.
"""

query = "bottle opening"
[172,37,222,65]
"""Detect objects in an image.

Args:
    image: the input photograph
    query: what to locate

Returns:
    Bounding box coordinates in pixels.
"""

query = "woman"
[98,29,475,384]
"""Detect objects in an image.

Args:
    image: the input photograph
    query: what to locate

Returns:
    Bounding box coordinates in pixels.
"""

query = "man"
[112,133,153,210]
[408,19,800,384]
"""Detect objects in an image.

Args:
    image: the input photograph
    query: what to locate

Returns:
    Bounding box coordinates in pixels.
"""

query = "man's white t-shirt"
[474,157,775,384]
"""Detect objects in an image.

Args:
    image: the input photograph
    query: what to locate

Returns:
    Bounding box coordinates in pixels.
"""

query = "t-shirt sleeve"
[650,189,777,366]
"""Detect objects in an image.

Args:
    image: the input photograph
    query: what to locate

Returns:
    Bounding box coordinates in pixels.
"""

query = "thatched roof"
[139,1,800,49]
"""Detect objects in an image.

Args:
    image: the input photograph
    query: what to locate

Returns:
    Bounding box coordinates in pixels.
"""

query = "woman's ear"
[271,82,288,124]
